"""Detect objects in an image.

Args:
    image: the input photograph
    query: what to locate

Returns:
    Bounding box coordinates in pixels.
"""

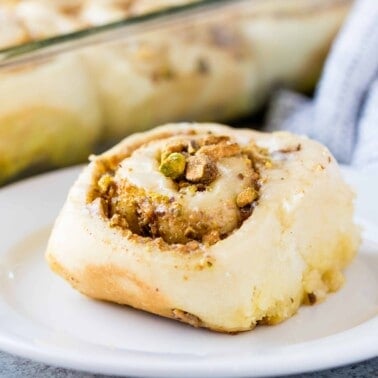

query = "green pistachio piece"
[159,152,186,179]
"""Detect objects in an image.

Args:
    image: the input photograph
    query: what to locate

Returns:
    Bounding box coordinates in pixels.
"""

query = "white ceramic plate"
[0,166,377,377]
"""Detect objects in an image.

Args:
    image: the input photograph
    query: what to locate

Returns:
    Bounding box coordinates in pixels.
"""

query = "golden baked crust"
[46,123,360,332]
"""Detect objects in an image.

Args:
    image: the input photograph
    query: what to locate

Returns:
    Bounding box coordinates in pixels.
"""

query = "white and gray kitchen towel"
[265,0,378,169]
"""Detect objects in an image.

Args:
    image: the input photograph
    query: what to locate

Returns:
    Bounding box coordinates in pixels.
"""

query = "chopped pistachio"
[185,155,218,184]
[197,142,241,160]
[236,187,257,208]
[159,152,186,179]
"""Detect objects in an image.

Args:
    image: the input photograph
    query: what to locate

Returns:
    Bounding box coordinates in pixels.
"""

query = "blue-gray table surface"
[0,352,376,378]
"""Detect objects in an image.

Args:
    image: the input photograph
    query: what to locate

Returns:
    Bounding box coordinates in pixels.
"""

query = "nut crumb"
[198,142,241,160]
[236,187,257,208]
[185,155,218,184]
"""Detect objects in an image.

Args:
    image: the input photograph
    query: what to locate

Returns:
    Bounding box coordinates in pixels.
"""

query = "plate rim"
[0,166,377,377]
[0,320,377,377]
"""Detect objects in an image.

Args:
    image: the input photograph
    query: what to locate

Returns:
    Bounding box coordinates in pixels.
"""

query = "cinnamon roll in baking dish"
[0,0,352,185]
[46,123,359,332]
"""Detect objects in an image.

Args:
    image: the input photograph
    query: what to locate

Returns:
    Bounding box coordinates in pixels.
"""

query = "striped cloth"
[265,0,378,170]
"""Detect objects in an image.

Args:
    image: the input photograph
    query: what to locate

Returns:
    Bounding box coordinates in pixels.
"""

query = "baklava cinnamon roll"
[46,123,359,332]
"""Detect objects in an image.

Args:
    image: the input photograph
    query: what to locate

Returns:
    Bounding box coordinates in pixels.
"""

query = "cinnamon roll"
[46,123,359,332]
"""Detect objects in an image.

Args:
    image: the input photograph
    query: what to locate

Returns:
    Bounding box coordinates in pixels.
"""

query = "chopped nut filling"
[91,132,271,248]
[185,155,218,184]
[159,134,242,188]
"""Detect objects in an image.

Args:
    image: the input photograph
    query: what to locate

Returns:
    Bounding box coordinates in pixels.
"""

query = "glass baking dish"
[0,0,352,185]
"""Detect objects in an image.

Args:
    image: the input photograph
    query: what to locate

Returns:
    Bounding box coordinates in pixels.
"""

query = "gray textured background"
[0,352,377,378]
